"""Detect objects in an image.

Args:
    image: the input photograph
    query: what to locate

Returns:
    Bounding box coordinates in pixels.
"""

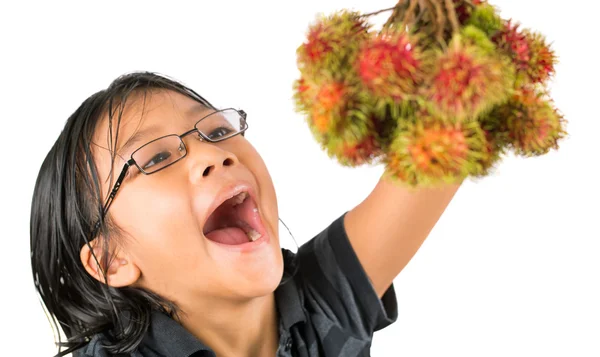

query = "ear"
[80,238,140,288]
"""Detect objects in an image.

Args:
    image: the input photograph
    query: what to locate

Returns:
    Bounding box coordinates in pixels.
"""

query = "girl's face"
[91,90,284,304]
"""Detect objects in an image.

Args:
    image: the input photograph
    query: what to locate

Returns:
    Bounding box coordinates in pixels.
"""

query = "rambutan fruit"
[493,21,556,85]
[315,81,346,112]
[301,76,381,161]
[498,90,567,156]
[460,25,497,55]
[493,20,529,71]
[328,131,383,167]
[356,29,424,102]
[310,109,334,135]
[423,29,514,121]
[340,135,382,166]
[525,32,556,84]
[322,108,384,166]
[293,76,317,113]
[474,113,509,176]
[465,2,503,38]
[297,10,371,77]
[306,79,349,135]
[384,111,489,187]
[454,0,484,25]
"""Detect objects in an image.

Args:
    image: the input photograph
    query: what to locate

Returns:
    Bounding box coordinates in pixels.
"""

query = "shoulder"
[71,311,207,357]
[286,213,398,335]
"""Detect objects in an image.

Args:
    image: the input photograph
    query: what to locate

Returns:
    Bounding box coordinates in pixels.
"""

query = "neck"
[178,292,279,357]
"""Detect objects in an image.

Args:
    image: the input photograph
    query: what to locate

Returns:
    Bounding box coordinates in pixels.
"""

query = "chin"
[225,244,284,299]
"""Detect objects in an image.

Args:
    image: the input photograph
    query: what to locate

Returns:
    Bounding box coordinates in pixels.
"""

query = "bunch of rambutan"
[293,0,566,188]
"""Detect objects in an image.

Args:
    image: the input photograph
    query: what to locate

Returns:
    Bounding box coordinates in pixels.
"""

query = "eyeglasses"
[91,108,248,236]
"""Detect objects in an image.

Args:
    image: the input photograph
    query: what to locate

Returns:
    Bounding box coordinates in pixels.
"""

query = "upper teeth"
[231,192,248,206]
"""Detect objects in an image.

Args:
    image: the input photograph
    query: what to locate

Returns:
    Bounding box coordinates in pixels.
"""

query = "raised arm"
[344,176,462,297]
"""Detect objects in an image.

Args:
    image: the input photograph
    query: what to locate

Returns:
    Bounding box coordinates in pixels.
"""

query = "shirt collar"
[140,311,213,357]
[139,248,304,357]
[275,248,306,330]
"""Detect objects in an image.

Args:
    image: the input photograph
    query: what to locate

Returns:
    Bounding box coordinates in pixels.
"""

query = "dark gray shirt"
[78,213,398,356]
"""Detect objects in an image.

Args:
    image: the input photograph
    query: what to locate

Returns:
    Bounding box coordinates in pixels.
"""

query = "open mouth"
[203,191,264,245]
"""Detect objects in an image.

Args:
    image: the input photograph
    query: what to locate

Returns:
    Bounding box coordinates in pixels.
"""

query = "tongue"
[205,227,249,245]
[204,195,262,245]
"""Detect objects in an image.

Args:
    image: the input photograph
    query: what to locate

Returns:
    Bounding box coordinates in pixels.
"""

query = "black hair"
[30,72,216,356]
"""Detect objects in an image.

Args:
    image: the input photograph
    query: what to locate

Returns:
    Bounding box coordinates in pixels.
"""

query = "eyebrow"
[116,102,211,157]
[187,102,212,119]
[117,126,161,158]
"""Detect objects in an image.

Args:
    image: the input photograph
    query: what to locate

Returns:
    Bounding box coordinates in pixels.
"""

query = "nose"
[186,135,239,183]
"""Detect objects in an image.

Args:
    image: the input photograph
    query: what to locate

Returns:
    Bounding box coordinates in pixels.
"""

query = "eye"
[142,151,172,170]
[208,127,234,140]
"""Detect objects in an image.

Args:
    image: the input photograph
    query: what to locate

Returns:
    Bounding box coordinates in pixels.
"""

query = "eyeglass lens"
[132,109,245,174]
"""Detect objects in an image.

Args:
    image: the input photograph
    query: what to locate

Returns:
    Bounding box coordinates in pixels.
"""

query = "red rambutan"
[293,77,317,113]
[493,21,556,85]
[493,20,529,71]
[424,30,513,121]
[297,10,371,77]
[316,81,346,111]
[307,86,345,136]
[332,133,383,166]
[525,32,556,84]
[474,114,509,176]
[311,109,333,134]
[299,78,349,136]
[385,111,488,187]
[500,90,567,156]
[454,0,484,24]
[322,109,384,166]
[316,81,347,131]
[356,29,423,101]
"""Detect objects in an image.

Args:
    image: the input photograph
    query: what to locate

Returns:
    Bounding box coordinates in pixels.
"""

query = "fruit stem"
[400,0,420,30]
[427,0,446,44]
[444,0,460,33]
[362,5,399,18]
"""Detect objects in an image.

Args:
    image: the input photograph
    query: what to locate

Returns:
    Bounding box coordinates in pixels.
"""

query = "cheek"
[233,140,279,233]
[113,176,206,271]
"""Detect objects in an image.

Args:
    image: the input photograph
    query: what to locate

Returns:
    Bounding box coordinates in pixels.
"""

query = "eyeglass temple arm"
[91,160,133,234]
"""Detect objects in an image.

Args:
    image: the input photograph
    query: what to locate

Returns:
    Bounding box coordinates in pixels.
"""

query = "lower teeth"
[246,229,261,242]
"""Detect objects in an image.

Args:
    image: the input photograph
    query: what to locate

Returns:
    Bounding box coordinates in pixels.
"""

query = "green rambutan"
[499,89,567,156]
[297,10,371,78]
[465,2,503,38]
[356,29,424,101]
[423,29,514,121]
[460,25,497,54]
[385,111,489,187]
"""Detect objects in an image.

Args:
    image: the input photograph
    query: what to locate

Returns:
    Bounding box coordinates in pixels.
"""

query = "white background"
[1,0,599,356]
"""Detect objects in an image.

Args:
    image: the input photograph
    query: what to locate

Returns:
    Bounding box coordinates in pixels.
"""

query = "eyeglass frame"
[90,107,248,237]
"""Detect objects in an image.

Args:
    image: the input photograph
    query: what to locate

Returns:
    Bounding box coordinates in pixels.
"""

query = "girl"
[30,72,460,357]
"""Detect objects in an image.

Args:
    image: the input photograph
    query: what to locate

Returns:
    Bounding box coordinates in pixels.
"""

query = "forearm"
[345,175,462,296]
